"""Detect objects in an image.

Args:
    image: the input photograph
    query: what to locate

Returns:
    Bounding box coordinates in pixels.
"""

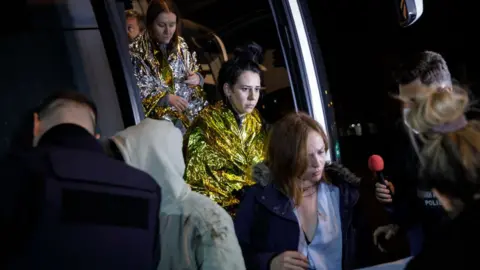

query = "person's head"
[33,91,98,146]
[405,85,480,217]
[112,118,186,204]
[266,112,329,205]
[146,0,180,46]
[218,42,264,116]
[125,9,144,41]
[394,51,452,107]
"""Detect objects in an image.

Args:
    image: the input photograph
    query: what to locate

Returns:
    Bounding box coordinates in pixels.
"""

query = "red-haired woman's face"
[302,130,326,183]
[151,12,177,44]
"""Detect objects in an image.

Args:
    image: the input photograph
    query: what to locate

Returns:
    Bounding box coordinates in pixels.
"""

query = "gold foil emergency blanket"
[184,102,266,210]
[129,32,207,128]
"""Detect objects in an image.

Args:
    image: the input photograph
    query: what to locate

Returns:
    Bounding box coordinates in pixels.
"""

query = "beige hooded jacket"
[112,119,245,270]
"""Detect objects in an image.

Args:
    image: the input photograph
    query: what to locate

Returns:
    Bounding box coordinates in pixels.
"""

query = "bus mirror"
[396,0,423,27]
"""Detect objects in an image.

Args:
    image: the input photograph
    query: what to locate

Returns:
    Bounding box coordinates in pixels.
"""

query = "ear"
[33,112,41,137]
[223,83,231,98]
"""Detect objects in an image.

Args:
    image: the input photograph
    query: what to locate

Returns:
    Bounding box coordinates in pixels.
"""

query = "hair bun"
[407,86,469,132]
[428,87,468,123]
[232,42,264,65]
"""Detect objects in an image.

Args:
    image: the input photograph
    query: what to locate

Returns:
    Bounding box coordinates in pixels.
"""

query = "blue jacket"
[234,163,360,270]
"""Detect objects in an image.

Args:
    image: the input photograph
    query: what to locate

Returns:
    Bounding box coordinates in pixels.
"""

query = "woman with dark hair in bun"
[184,42,266,213]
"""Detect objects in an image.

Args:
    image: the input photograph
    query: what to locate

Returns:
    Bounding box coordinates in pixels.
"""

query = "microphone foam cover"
[368,154,384,172]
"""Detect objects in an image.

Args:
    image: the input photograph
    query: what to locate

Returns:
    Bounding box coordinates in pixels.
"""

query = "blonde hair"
[405,85,480,201]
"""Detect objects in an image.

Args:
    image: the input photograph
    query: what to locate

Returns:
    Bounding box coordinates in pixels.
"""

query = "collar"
[255,170,360,223]
[256,183,298,222]
[37,124,103,153]
[224,101,244,127]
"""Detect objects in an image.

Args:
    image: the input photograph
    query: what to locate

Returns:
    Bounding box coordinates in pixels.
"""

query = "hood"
[252,162,271,186]
[112,119,190,206]
[252,161,361,187]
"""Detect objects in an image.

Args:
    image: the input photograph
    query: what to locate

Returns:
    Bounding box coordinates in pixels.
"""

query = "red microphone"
[368,155,392,188]
[368,155,394,207]
[368,154,385,184]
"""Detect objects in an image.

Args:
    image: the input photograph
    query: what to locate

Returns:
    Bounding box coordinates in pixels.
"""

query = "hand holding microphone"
[369,155,398,252]
[368,155,395,204]
[376,182,395,203]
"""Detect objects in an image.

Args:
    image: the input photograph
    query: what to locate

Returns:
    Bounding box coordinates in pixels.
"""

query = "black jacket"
[384,121,448,244]
[406,200,480,269]
[0,124,161,269]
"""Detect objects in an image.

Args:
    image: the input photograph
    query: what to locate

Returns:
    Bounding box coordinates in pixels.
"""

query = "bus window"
[0,0,141,157]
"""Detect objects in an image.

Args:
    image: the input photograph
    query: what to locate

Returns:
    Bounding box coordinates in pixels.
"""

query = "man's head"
[125,9,144,41]
[33,91,98,146]
[394,51,452,105]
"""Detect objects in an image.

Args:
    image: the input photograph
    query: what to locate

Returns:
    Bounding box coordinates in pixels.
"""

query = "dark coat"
[0,124,161,269]
[406,200,480,269]
[234,162,361,270]
[384,121,448,254]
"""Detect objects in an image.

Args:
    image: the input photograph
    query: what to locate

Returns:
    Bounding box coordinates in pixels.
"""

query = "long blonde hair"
[405,85,480,202]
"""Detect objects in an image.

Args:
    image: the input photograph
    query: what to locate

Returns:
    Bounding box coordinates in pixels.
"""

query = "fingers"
[377,198,393,203]
[285,259,309,269]
[375,192,392,203]
[285,251,308,261]
[373,228,383,246]
[373,225,396,253]
[184,73,199,85]
[375,182,392,203]
[375,185,391,195]
[375,185,390,194]
[387,182,395,194]
[177,97,189,111]
[375,191,391,199]
[172,96,189,111]
[385,228,396,240]
[174,103,187,112]
[284,251,309,269]
[376,195,392,202]
[375,181,392,189]
[373,230,387,253]
[184,78,196,84]
[375,183,387,189]
[285,265,308,270]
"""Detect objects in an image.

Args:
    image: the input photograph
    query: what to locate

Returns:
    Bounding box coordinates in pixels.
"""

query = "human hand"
[184,72,200,86]
[375,180,395,203]
[373,224,400,252]
[270,251,309,270]
[168,95,189,112]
